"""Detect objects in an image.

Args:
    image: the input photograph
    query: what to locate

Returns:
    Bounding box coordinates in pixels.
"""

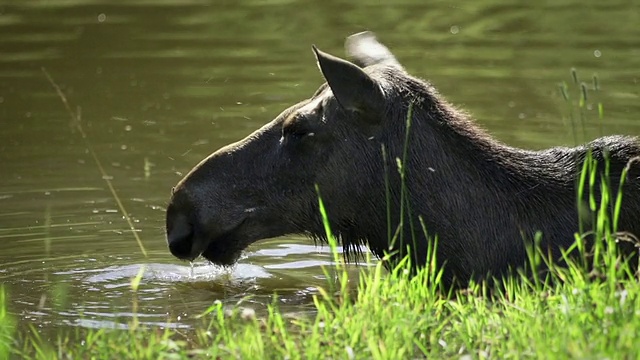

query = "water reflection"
[1,235,350,333]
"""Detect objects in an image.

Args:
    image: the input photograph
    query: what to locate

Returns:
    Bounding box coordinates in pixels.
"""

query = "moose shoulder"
[166,31,640,288]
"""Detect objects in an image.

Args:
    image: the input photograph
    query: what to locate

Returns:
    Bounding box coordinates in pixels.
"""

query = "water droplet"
[450,25,459,35]
[594,49,602,58]
[125,125,132,131]
[97,13,106,23]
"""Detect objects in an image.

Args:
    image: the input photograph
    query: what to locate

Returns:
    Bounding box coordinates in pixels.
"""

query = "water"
[1,0,639,338]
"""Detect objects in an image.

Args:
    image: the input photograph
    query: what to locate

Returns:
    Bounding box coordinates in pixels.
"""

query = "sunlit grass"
[0,287,15,360]
[2,227,640,359]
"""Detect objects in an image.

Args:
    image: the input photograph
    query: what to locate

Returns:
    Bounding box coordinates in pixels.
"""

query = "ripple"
[82,262,272,285]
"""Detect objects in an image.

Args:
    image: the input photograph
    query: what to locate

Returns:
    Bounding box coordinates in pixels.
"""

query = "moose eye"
[283,125,309,139]
[280,123,317,148]
[281,109,321,144]
[282,114,313,140]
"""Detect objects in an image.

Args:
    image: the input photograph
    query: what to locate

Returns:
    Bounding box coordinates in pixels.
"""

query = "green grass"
[2,235,639,359]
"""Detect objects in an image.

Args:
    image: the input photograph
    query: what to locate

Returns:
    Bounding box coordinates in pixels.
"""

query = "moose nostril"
[167,214,195,260]
[168,237,193,259]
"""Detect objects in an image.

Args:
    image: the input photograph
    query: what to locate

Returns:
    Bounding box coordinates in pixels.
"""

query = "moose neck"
[404,94,576,202]
[358,95,582,277]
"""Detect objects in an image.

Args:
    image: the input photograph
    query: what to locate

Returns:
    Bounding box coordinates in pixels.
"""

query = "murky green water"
[1,0,639,337]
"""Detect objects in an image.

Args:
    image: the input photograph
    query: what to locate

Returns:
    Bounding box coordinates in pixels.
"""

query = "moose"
[166,31,640,288]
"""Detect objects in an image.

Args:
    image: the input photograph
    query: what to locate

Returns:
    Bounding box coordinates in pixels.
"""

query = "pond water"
[1,0,639,337]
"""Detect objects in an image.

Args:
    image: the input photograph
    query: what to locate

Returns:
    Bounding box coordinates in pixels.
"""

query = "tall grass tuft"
[0,287,15,359]
[42,68,147,257]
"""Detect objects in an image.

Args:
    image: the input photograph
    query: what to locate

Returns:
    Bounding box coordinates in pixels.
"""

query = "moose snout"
[166,211,200,260]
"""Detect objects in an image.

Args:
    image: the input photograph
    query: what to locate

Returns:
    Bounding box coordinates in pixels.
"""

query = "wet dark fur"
[166,32,640,288]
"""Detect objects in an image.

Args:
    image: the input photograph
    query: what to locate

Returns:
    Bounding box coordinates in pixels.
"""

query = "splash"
[83,263,272,285]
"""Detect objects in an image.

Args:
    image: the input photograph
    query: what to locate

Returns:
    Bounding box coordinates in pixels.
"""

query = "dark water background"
[1,0,639,336]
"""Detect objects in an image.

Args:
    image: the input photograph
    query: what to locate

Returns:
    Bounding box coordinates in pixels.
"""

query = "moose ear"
[345,31,402,69]
[312,45,384,116]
